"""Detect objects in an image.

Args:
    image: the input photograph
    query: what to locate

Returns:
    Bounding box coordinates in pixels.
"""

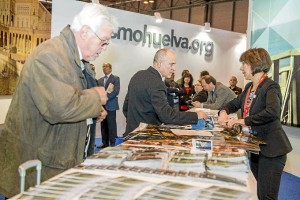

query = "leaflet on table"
[84,145,249,186]
[170,129,213,137]
[191,138,213,156]
[12,169,251,200]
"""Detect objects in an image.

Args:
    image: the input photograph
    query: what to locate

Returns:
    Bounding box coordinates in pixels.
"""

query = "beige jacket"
[0,26,102,197]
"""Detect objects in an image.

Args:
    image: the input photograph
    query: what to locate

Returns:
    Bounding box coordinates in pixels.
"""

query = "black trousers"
[87,122,96,156]
[250,153,287,200]
[101,110,117,146]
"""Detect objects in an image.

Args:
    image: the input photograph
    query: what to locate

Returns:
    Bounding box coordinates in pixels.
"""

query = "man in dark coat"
[123,48,207,134]
[229,76,242,95]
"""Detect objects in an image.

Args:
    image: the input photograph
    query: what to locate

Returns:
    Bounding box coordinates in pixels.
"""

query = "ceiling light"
[154,12,163,23]
[143,0,154,4]
[204,22,211,32]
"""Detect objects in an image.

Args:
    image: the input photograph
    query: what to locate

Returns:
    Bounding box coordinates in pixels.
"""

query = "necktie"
[104,75,108,86]
[211,91,216,102]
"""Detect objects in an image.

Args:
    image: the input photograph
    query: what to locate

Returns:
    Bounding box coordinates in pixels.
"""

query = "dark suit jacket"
[98,74,120,111]
[192,90,208,103]
[221,78,292,157]
[229,86,243,95]
[165,79,184,107]
[123,66,198,134]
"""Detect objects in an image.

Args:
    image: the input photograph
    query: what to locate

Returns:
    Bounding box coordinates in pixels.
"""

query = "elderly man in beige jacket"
[0,3,117,198]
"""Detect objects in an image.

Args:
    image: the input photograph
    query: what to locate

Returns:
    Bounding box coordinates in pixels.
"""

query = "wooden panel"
[172,8,189,23]
[211,2,233,31]
[190,6,205,26]
[233,0,249,33]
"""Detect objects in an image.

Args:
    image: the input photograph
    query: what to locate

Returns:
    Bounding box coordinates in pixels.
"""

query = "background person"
[0,3,117,198]
[123,48,207,134]
[176,69,189,84]
[192,80,208,103]
[98,63,120,148]
[179,72,195,111]
[218,48,292,199]
[193,75,236,110]
[199,70,209,96]
[200,70,209,79]
[165,73,183,110]
[83,62,98,157]
[229,75,242,95]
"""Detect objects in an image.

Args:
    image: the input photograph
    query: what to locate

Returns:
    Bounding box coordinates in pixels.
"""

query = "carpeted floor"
[279,171,300,200]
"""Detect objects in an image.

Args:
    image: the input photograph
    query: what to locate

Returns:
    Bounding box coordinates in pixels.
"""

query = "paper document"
[171,129,213,136]
[106,83,114,93]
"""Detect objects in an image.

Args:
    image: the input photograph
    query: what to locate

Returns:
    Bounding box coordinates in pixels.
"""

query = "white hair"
[71,3,118,33]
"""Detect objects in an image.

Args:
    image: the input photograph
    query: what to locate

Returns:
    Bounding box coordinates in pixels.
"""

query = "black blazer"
[192,90,208,103]
[221,77,292,157]
[123,67,198,134]
[165,79,184,107]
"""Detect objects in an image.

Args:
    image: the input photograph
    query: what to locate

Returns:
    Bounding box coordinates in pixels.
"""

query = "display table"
[11,121,258,200]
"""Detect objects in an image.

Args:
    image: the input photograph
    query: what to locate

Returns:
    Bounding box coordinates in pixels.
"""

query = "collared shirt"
[151,66,164,81]
[77,46,84,70]
[212,85,216,93]
[105,73,112,79]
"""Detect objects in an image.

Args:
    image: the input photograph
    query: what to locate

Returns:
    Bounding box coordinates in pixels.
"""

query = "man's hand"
[93,86,107,105]
[97,106,107,122]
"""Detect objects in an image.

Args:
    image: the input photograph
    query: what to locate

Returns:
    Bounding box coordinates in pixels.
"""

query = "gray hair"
[71,3,118,33]
[153,48,175,63]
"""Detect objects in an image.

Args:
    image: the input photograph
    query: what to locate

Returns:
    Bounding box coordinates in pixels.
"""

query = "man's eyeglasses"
[89,29,110,47]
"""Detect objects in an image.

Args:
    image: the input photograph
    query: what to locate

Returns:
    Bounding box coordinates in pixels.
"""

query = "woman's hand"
[218,110,229,126]
[226,119,245,128]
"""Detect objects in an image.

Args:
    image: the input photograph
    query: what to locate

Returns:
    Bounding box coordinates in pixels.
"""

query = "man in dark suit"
[83,62,98,157]
[192,75,236,110]
[98,63,120,147]
[123,48,207,134]
[229,76,242,95]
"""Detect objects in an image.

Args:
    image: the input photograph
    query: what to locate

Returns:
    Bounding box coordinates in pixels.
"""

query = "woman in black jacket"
[218,48,292,200]
[179,72,195,111]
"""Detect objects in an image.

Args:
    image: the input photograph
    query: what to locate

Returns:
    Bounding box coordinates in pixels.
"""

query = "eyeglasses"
[89,28,110,47]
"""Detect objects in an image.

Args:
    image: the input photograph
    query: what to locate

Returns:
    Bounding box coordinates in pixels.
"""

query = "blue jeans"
[250,153,287,200]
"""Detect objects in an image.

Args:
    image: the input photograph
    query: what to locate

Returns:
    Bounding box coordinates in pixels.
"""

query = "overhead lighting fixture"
[154,12,163,23]
[143,0,154,4]
[204,22,211,32]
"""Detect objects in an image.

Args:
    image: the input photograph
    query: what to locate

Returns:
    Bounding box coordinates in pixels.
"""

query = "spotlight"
[154,12,163,23]
[204,22,211,32]
[143,0,154,4]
